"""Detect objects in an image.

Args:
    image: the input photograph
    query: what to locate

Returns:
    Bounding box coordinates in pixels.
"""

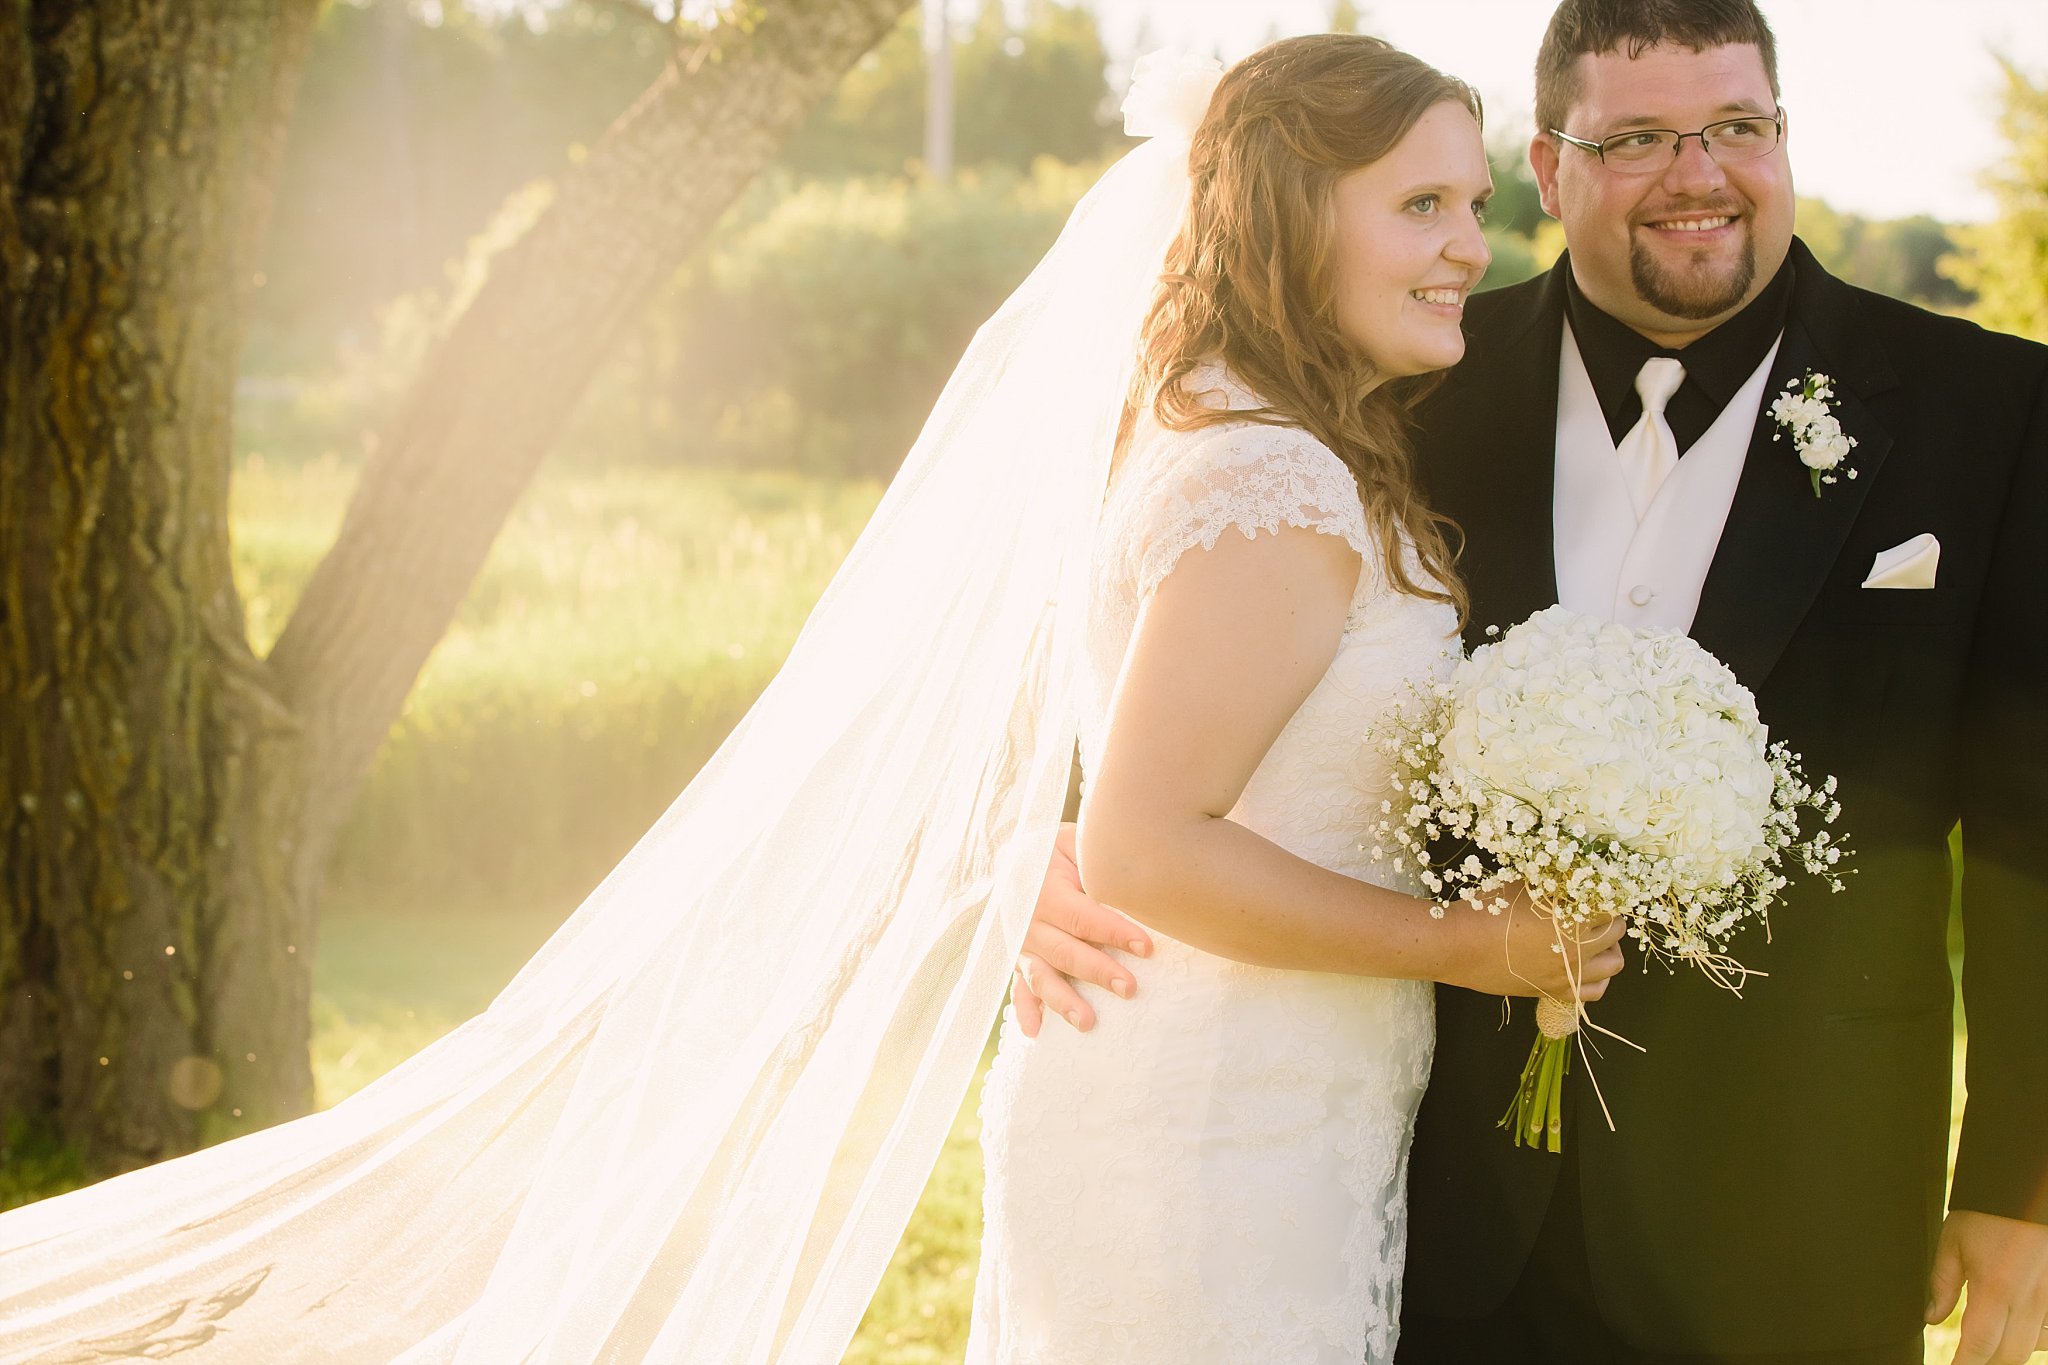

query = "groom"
[1013,1,2048,1361]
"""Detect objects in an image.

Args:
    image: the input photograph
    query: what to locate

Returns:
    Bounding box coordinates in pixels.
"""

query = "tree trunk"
[0,1,322,1172]
[2,0,913,1180]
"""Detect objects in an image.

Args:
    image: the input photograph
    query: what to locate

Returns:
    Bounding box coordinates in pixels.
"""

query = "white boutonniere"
[1769,371,1859,497]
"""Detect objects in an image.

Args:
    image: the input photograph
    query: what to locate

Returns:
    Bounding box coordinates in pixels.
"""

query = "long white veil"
[0,59,1216,1365]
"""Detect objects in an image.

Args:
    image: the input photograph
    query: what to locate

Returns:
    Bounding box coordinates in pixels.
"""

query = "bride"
[966,36,1621,1365]
[0,34,1619,1365]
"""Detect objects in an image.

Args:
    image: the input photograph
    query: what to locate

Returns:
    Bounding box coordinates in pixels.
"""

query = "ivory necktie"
[1617,356,1687,520]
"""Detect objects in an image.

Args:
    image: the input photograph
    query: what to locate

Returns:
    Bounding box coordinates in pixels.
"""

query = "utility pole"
[923,0,955,182]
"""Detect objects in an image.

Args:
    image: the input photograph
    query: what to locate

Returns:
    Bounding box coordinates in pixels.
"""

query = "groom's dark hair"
[1535,0,1781,135]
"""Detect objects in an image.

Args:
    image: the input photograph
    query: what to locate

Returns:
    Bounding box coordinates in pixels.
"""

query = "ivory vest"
[1551,320,1782,633]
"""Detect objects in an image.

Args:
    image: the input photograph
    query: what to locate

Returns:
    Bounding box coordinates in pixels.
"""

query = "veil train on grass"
[0,103,1197,1365]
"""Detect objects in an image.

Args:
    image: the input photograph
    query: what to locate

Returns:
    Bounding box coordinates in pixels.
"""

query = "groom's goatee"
[1630,231,1758,322]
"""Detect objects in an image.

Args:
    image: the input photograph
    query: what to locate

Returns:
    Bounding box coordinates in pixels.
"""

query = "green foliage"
[0,1116,88,1213]
[1944,58,2048,341]
[1486,139,1548,241]
[1480,228,1542,291]
[1480,139,1549,292]
[1798,198,1971,312]
[1327,0,1371,35]
[779,0,1121,179]
[572,159,1101,476]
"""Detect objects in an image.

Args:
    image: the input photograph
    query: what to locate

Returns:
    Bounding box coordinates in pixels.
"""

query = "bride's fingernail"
[1112,978,1133,999]
[1064,1009,1085,1029]
[1127,939,1148,955]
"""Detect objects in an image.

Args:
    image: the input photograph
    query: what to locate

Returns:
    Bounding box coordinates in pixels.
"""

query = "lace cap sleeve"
[1128,422,1374,605]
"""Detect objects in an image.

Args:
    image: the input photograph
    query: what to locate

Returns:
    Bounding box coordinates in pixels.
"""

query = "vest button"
[1628,584,1655,607]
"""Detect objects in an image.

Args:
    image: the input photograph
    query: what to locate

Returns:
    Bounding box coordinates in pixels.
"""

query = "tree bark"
[0,0,322,1171]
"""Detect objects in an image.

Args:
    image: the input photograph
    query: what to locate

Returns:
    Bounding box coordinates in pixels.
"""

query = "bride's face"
[1329,100,1493,380]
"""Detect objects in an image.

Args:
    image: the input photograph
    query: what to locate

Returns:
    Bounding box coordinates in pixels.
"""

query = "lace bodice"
[1082,365,1461,880]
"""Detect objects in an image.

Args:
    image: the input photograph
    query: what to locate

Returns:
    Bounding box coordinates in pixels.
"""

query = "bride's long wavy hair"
[1126,34,1476,619]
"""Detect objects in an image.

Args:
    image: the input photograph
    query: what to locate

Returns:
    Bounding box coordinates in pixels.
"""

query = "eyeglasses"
[1549,109,1785,174]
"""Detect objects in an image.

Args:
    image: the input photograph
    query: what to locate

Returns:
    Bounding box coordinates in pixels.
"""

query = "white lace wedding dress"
[965,366,1461,1365]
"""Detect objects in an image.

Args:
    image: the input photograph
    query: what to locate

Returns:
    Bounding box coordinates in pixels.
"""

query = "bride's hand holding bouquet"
[1370,606,1852,1152]
[1432,877,1626,1010]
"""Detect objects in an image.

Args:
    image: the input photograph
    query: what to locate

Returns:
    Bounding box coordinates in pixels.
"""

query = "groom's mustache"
[1630,197,1750,227]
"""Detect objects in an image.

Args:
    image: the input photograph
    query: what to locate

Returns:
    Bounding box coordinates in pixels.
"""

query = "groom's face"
[1531,41,1794,346]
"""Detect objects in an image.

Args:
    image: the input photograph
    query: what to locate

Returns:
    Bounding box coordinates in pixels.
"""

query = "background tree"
[0,0,913,1180]
[1945,56,2048,341]
[781,0,1118,178]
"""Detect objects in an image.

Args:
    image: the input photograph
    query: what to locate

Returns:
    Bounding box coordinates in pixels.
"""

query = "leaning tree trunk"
[2,0,913,1180]
[269,0,916,872]
[0,1,323,1173]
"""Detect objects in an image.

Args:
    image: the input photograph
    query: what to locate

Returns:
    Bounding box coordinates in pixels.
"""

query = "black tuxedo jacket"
[1401,239,2048,1354]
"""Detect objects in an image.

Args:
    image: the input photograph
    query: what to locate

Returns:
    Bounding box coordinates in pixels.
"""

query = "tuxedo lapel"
[1449,264,1569,646]
[1688,242,1900,687]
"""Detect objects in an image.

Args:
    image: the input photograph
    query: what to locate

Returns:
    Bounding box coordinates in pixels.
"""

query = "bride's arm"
[1079,523,1619,996]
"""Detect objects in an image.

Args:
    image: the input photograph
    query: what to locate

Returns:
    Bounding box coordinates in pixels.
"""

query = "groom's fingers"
[1015,950,1097,1033]
[1011,964,1046,1039]
[1050,894,1154,959]
[1022,918,1137,1004]
[1010,821,1146,1036]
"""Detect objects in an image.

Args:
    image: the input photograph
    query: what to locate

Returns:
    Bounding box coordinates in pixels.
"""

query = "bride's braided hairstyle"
[1125,33,1475,621]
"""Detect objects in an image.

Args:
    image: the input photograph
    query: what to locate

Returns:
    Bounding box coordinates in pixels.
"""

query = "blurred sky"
[1070,0,2048,224]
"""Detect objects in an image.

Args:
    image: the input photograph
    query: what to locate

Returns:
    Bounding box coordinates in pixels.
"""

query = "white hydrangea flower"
[1365,605,1850,984]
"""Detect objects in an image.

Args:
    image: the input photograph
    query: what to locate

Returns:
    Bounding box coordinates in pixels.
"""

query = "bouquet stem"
[1499,997,1579,1153]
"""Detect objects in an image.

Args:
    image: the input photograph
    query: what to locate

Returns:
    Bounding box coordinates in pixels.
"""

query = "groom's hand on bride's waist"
[1013,823,1153,1037]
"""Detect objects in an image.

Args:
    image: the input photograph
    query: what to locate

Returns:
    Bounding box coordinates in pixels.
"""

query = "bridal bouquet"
[1367,606,1849,1151]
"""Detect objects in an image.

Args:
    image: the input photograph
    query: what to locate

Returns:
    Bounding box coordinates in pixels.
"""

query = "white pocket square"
[1862,533,1940,589]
